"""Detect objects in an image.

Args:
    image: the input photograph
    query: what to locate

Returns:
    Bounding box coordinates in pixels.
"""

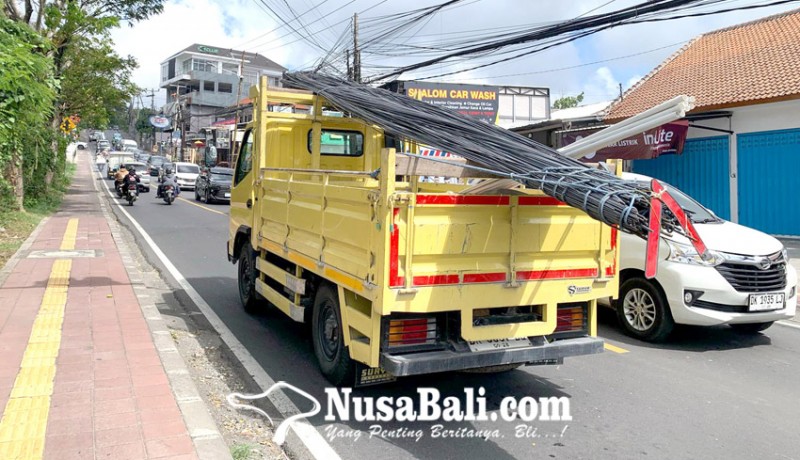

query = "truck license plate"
[468,338,531,352]
[748,293,784,311]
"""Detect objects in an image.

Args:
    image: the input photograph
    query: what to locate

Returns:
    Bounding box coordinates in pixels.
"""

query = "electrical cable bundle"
[284,71,683,241]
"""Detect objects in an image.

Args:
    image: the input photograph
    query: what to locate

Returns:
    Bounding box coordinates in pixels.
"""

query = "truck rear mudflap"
[380,336,604,377]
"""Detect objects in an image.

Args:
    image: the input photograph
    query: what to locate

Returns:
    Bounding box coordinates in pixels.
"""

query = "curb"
[89,159,233,460]
[93,158,339,460]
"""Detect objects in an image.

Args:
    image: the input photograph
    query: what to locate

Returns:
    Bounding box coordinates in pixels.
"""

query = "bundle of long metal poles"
[284,71,680,240]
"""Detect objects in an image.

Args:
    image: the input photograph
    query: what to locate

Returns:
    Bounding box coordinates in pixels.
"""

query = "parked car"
[122,162,150,192]
[173,162,201,190]
[147,155,168,176]
[195,167,233,203]
[609,172,797,341]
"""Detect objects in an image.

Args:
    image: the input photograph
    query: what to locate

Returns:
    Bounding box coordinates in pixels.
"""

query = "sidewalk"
[0,152,227,459]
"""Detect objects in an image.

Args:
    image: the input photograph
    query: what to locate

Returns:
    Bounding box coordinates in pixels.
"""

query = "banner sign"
[149,115,171,129]
[559,120,690,161]
[404,81,499,125]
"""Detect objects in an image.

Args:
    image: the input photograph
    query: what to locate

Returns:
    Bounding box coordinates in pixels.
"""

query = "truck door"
[230,129,255,242]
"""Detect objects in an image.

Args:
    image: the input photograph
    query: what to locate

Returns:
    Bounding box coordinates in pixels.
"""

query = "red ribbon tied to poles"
[644,179,708,279]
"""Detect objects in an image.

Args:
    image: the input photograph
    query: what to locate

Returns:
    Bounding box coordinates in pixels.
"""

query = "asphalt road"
[95,153,800,460]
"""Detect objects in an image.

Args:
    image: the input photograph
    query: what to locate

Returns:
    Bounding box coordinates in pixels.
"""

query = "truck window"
[307,129,363,157]
[235,129,254,186]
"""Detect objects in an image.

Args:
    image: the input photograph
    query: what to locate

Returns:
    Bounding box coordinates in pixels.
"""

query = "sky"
[111,0,800,108]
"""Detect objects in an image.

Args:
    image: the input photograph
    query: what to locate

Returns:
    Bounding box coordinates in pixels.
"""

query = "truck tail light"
[554,304,587,334]
[388,317,437,347]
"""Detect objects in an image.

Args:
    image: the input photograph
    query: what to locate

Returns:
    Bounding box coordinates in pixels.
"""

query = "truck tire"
[615,277,674,342]
[730,322,774,334]
[237,242,260,313]
[312,284,354,386]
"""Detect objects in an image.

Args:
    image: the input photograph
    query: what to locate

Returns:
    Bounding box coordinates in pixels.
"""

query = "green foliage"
[0,18,57,211]
[230,443,254,460]
[553,92,585,110]
[1,0,165,210]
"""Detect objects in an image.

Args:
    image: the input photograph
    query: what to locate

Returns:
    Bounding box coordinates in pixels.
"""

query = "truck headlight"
[666,240,725,267]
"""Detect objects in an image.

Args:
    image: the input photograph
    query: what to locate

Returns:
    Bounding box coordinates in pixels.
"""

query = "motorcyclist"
[114,165,128,193]
[156,166,180,198]
[123,166,141,196]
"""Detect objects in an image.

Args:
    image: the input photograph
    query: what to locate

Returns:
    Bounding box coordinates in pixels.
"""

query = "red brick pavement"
[0,152,200,459]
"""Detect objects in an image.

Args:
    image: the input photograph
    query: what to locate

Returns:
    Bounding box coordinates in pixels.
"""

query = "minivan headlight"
[666,240,725,266]
[782,247,790,262]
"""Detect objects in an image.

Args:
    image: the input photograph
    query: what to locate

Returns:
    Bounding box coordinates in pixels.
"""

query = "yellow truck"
[227,78,618,386]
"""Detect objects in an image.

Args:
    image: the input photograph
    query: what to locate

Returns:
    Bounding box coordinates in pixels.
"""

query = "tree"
[2,0,164,207]
[552,92,585,110]
[0,18,57,211]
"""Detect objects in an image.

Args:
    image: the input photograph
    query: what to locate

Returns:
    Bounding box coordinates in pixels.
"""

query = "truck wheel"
[312,284,354,386]
[237,242,260,313]
[730,322,774,334]
[615,277,674,342]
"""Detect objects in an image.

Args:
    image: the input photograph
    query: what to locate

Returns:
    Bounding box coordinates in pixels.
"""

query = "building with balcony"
[160,44,286,135]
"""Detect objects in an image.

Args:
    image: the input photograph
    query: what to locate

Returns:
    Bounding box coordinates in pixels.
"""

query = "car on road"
[122,139,138,152]
[89,130,105,142]
[610,172,797,341]
[173,162,201,190]
[195,167,233,203]
[147,155,168,176]
[122,162,150,192]
[97,140,111,152]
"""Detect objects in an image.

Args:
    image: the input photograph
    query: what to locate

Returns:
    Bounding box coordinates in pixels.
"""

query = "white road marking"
[776,320,800,330]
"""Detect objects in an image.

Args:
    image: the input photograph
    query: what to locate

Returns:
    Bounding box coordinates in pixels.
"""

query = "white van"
[122,139,138,152]
[172,162,201,190]
[611,173,797,341]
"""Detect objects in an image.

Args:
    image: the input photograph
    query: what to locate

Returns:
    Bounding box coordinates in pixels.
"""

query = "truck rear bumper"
[380,336,604,377]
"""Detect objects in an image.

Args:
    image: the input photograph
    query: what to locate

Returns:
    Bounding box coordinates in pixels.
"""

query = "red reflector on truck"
[555,306,585,333]
[388,318,437,346]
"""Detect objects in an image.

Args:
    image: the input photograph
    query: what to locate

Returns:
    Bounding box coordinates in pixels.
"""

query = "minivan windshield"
[635,180,719,223]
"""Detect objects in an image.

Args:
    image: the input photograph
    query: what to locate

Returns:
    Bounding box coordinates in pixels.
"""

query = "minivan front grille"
[716,260,787,293]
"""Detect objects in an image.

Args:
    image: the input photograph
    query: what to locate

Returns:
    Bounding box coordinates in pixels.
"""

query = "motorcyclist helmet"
[165,167,174,175]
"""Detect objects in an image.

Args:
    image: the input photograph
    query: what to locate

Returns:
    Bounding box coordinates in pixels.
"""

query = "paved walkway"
[0,152,218,459]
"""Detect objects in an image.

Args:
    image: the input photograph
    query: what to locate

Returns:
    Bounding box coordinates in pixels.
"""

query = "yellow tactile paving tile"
[59,218,79,251]
[0,219,77,459]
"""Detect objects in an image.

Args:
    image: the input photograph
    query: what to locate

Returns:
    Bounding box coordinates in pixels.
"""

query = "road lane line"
[777,320,800,330]
[177,196,227,216]
[0,222,76,458]
[604,342,630,354]
[92,165,340,460]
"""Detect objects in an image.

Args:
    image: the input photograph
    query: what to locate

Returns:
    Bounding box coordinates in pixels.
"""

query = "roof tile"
[605,9,800,120]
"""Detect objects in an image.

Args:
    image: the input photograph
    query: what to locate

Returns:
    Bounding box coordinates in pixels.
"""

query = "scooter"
[115,180,125,198]
[162,184,175,205]
[125,184,138,206]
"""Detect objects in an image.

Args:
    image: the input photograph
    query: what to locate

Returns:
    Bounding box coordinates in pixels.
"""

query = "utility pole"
[353,13,360,83]
[346,49,352,81]
[232,51,247,167]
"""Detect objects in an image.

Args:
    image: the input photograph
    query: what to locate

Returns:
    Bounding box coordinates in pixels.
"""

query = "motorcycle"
[115,180,125,198]
[162,184,175,205]
[125,183,138,206]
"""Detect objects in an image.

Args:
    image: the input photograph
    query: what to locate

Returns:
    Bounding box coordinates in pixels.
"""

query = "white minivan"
[612,173,797,341]
[172,162,201,190]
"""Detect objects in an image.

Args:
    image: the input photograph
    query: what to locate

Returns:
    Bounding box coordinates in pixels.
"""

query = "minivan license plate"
[748,293,784,311]
[468,338,531,352]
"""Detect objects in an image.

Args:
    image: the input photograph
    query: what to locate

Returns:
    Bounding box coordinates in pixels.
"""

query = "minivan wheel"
[312,284,354,386]
[730,322,774,334]
[616,277,674,342]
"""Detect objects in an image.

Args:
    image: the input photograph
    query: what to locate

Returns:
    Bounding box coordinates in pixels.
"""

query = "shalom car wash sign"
[403,81,500,125]
[559,120,689,162]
